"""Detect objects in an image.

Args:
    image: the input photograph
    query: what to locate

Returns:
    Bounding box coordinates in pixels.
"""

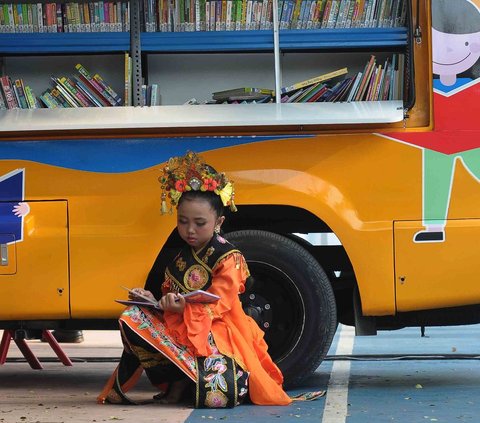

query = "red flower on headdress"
[203,178,218,191]
[175,179,187,192]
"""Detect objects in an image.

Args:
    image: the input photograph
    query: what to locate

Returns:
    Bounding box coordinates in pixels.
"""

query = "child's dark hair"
[178,190,224,218]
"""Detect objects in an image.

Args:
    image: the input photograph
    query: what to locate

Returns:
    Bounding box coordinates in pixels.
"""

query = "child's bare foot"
[158,379,190,404]
[105,389,123,404]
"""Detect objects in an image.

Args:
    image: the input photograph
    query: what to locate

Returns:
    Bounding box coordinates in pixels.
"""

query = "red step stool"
[0,329,73,369]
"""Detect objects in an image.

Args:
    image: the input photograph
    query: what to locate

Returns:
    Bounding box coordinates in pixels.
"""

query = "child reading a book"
[97,151,292,408]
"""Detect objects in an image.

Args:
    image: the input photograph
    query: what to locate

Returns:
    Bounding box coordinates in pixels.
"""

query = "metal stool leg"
[13,336,43,369]
[0,330,13,364]
[41,330,73,366]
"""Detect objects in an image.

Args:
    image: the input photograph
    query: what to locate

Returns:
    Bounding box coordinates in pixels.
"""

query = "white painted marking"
[322,324,355,423]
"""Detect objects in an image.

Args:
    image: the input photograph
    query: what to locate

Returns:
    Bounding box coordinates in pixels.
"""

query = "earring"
[214,226,220,234]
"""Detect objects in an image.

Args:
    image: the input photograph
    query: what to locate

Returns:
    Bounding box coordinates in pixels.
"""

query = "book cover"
[0,87,7,110]
[307,85,329,102]
[331,76,355,102]
[326,0,339,28]
[40,91,61,108]
[50,88,71,107]
[14,79,28,109]
[213,87,273,100]
[295,82,324,102]
[58,76,94,107]
[354,54,375,101]
[150,83,159,106]
[93,73,122,106]
[0,76,18,109]
[75,63,118,106]
[345,0,356,27]
[183,290,220,303]
[72,75,106,107]
[280,67,348,95]
[346,71,362,101]
[116,289,220,308]
[285,87,308,102]
[23,85,38,109]
[124,52,131,106]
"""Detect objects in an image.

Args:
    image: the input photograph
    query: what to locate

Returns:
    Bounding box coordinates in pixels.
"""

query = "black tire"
[224,229,337,387]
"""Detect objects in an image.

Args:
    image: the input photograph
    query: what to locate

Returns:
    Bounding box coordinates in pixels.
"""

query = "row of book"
[0,76,40,110]
[145,0,407,32]
[123,53,161,106]
[0,2,129,33]
[211,53,404,104]
[281,54,404,103]
[0,62,162,109]
[0,0,406,33]
[0,64,122,110]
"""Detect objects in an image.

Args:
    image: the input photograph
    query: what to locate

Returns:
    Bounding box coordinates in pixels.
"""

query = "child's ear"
[217,216,226,227]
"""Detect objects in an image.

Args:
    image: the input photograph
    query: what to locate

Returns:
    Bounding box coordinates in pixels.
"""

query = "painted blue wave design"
[0,135,310,173]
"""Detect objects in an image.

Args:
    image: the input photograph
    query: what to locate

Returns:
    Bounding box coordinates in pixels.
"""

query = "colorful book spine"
[150,83,159,106]
[75,64,118,106]
[0,88,7,110]
[50,88,72,107]
[0,76,18,109]
[59,76,93,107]
[40,91,61,108]
[280,67,348,95]
[92,74,122,105]
[72,75,106,107]
[13,79,29,109]
[52,82,79,107]
[23,85,38,109]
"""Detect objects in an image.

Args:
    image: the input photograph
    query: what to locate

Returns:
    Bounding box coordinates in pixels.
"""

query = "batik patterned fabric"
[119,305,249,407]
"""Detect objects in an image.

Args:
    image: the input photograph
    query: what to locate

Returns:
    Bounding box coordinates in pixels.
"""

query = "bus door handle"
[1,243,8,266]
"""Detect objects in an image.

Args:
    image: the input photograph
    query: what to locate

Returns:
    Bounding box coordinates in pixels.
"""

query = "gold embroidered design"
[184,264,209,290]
[202,247,215,263]
[176,256,187,272]
[131,345,170,369]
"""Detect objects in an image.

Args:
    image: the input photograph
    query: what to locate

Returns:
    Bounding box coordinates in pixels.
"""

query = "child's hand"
[159,293,185,314]
[129,288,155,302]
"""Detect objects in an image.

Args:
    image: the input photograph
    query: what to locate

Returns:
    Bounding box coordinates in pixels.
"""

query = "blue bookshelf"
[0,33,130,54]
[0,28,407,54]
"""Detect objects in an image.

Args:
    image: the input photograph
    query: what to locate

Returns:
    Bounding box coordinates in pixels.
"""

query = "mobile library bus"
[0,0,478,386]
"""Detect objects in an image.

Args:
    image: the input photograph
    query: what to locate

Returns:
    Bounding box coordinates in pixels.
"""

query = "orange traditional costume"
[98,152,292,407]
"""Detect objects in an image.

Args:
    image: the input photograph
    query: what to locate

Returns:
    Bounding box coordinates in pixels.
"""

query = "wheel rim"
[242,260,306,364]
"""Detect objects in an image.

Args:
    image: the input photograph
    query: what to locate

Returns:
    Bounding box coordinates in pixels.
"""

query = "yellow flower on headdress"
[217,181,237,212]
[169,190,182,205]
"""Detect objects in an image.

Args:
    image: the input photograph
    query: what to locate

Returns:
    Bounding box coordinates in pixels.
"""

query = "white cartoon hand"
[12,202,30,217]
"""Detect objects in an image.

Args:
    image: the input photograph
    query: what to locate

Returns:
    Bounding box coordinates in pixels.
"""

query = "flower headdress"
[159,151,237,215]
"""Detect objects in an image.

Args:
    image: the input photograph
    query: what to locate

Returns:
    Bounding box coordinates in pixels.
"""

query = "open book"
[115,287,220,309]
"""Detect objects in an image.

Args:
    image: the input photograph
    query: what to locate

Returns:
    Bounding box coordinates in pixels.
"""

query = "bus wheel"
[224,229,337,387]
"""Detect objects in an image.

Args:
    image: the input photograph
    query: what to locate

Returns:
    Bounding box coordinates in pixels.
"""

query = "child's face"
[177,197,224,251]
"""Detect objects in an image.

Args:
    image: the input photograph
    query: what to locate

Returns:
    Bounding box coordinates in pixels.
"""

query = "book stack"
[212,87,274,103]
[345,53,404,102]
[0,76,39,110]
[39,64,123,108]
[276,54,403,104]
[280,67,349,102]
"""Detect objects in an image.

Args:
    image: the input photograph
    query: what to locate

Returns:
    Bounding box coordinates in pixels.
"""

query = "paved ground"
[1,326,480,423]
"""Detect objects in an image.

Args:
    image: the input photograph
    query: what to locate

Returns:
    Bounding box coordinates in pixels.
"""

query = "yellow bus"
[0,0,479,386]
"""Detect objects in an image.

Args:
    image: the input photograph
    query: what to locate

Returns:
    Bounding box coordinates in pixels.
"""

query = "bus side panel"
[0,200,69,320]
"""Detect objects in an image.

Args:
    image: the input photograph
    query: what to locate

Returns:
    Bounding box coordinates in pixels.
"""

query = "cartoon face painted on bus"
[433,28,480,87]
